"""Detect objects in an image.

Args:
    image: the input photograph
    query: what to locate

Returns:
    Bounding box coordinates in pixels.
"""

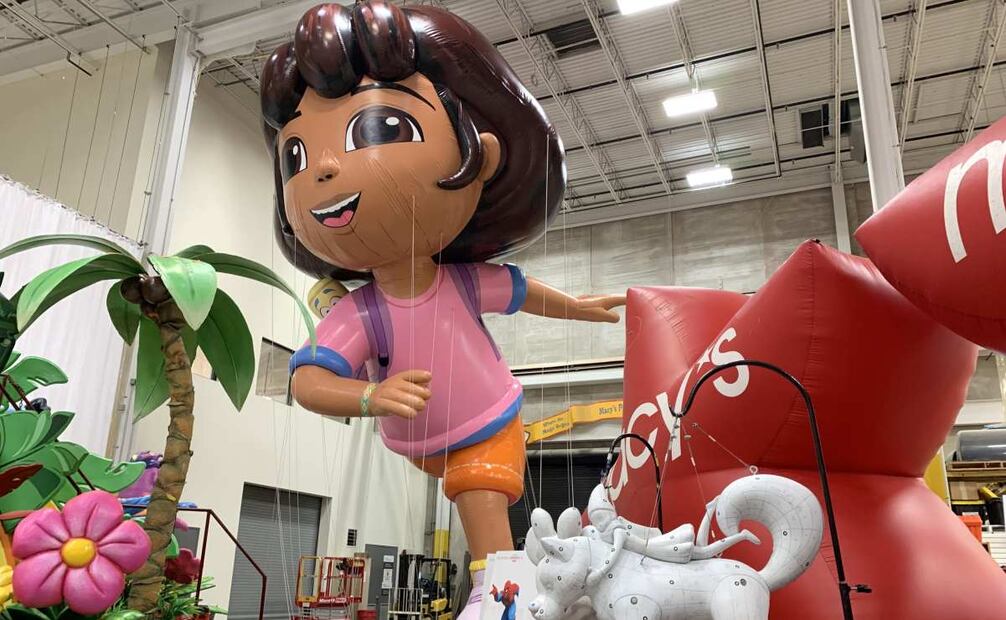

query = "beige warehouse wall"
[487,185,841,368]
[0,47,167,237]
[126,77,428,611]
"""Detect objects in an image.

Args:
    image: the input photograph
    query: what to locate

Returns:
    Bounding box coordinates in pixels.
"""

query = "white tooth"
[312,193,360,215]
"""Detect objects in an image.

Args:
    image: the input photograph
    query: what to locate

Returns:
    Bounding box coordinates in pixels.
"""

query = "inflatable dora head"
[261,1,566,280]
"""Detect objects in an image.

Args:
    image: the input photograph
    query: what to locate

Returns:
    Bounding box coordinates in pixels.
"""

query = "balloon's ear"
[539,537,574,562]
[556,507,582,539]
[526,508,556,566]
[531,508,557,539]
[477,132,502,183]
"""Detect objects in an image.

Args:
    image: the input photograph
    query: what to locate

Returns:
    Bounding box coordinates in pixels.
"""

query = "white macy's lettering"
[943,139,1006,263]
[607,328,749,500]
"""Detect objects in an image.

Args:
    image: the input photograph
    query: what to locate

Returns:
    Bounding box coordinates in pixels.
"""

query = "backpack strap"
[354,284,393,382]
[446,264,502,361]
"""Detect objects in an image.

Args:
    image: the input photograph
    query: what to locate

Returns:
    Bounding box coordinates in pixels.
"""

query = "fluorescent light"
[663,90,718,117]
[617,0,679,15]
[687,166,733,188]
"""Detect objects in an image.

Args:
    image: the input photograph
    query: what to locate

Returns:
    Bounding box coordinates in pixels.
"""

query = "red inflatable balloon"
[856,116,1006,353]
[609,241,1003,618]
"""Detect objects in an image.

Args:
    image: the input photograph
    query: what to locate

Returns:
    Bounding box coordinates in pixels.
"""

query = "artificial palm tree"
[0,235,315,613]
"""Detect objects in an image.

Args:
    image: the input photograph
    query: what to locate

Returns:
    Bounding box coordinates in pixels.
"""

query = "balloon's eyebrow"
[351,81,436,110]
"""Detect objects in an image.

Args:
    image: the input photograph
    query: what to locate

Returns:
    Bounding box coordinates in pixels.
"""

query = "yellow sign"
[524,400,623,444]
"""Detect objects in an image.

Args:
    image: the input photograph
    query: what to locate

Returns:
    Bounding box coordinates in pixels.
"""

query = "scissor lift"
[293,555,368,619]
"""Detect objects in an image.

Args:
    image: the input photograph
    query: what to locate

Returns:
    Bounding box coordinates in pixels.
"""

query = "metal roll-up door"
[508,453,607,545]
[228,484,322,619]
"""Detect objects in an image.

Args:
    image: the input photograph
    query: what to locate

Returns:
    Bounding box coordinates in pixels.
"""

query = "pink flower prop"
[11,491,151,615]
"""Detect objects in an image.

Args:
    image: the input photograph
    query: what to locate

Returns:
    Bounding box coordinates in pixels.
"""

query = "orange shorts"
[413,417,526,505]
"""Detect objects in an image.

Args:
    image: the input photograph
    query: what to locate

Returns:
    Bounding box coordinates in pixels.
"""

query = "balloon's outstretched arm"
[521,277,626,324]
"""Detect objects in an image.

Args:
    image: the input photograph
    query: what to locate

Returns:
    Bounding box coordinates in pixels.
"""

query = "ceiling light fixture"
[617,0,680,16]
[663,90,718,117]
[686,165,733,188]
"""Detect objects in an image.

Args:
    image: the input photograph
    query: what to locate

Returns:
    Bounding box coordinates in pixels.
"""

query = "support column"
[831,166,852,253]
[142,24,200,254]
[431,480,453,585]
[847,0,904,211]
[997,354,1006,422]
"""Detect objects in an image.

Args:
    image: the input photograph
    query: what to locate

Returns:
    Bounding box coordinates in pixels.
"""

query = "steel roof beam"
[73,0,147,52]
[665,3,721,165]
[898,0,928,143]
[51,0,89,26]
[959,0,1006,141]
[531,0,973,105]
[0,0,259,82]
[493,0,624,208]
[0,4,45,41]
[0,0,95,73]
[563,55,1006,155]
[751,0,781,177]
[580,0,673,199]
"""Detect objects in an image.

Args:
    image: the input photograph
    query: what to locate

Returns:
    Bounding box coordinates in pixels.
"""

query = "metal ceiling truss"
[51,0,89,26]
[494,0,624,209]
[665,2,721,165]
[74,0,147,52]
[0,1,45,40]
[226,56,259,90]
[749,0,781,177]
[898,0,928,143]
[580,0,673,199]
[960,0,1006,141]
[0,0,94,73]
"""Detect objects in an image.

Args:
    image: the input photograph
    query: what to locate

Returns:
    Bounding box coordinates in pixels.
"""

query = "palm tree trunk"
[127,300,195,613]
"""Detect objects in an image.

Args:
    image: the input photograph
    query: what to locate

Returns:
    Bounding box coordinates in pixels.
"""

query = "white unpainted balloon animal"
[524,475,823,620]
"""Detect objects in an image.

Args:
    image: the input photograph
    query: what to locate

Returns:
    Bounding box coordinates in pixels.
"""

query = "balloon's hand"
[575,294,627,323]
[490,585,499,599]
[370,370,432,419]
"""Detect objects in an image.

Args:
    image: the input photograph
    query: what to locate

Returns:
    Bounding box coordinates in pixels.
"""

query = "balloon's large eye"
[280,137,307,183]
[345,105,424,152]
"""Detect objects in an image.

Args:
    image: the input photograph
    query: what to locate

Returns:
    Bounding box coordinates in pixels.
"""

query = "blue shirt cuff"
[289,346,354,378]
[503,263,527,315]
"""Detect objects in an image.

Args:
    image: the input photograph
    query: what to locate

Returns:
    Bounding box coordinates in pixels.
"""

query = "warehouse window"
[256,338,293,406]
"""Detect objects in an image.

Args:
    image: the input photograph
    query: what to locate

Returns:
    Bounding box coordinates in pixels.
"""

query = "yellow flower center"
[60,538,97,568]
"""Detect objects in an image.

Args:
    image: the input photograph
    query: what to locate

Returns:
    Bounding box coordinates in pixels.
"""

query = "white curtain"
[0,176,142,454]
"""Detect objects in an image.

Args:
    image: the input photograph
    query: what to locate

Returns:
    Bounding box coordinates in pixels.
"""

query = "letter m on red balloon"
[856,116,1006,353]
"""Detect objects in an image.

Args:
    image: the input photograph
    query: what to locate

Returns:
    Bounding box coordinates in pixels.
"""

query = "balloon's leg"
[456,489,515,560]
[457,568,485,620]
[455,489,514,619]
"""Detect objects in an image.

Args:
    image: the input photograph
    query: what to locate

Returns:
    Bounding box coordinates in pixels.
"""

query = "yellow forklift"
[390,553,455,620]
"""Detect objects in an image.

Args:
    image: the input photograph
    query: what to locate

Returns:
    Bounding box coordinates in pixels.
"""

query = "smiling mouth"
[311,192,361,228]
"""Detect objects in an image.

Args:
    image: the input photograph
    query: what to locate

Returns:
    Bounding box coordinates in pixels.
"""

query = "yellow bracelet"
[360,383,378,417]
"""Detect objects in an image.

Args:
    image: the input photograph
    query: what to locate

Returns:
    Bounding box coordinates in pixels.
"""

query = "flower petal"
[62,491,125,541]
[97,521,150,573]
[11,508,68,559]
[12,550,66,608]
[62,556,125,616]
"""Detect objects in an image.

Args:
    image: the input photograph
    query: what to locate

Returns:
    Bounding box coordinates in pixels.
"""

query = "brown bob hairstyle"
[260,1,566,280]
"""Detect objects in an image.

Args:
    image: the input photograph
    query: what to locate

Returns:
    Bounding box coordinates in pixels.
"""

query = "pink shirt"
[290,263,527,458]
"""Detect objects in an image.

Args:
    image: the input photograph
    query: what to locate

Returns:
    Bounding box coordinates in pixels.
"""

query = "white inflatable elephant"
[524,475,823,620]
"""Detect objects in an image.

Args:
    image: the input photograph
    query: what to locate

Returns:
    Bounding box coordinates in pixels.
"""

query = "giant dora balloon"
[261,4,624,619]
[609,241,1006,618]
[857,116,1006,353]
